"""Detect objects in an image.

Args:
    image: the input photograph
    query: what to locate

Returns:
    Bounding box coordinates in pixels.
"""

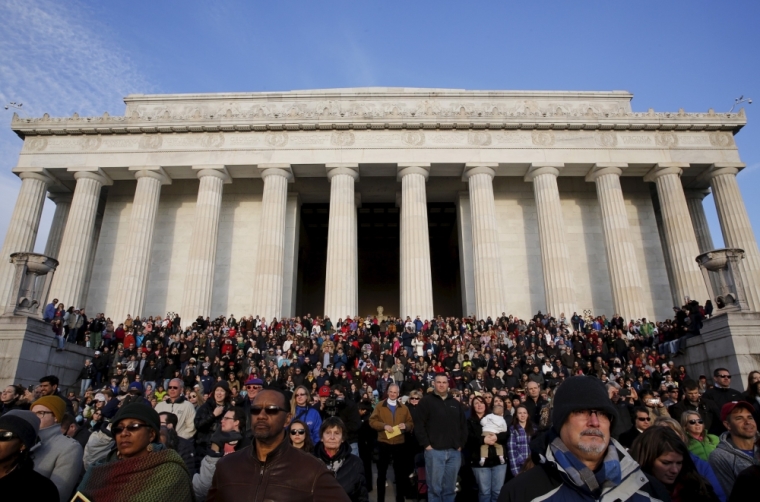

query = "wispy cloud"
[0,0,153,251]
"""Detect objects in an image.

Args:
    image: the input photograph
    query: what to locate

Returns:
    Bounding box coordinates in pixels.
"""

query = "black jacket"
[0,463,59,501]
[414,392,467,450]
[617,426,642,450]
[194,399,231,447]
[466,413,509,468]
[314,441,368,502]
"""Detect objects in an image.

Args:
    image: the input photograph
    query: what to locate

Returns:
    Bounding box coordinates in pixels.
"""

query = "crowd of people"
[1,297,758,502]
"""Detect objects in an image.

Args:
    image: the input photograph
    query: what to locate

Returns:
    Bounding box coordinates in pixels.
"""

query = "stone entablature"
[12,88,744,137]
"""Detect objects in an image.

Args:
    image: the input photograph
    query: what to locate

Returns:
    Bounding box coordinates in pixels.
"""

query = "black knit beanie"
[112,402,161,435]
[0,414,38,451]
[551,376,618,432]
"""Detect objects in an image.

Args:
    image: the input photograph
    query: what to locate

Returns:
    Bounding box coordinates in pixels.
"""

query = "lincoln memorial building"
[3,88,758,324]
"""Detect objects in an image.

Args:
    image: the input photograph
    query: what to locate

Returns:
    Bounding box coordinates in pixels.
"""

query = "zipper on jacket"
[253,461,267,501]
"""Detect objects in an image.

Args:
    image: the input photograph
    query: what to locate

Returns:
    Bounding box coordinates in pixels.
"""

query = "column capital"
[12,168,55,186]
[397,163,430,181]
[194,165,232,183]
[47,192,73,204]
[708,162,745,179]
[70,168,113,186]
[524,163,564,182]
[129,166,172,185]
[684,188,711,201]
[643,163,688,182]
[326,163,360,182]
[463,163,498,181]
[258,163,293,182]
[585,163,627,183]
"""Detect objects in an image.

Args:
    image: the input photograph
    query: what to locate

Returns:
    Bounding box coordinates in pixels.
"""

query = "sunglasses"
[113,423,152,435]
[409,397,420,401]
[688,419,704,425]
[251,405,287,416]
[168,386,180,389]
[636,416,652,422]
[246,385,262,390]
[290,429,306,436]
[0,431,19,441]
[717,374,731,379]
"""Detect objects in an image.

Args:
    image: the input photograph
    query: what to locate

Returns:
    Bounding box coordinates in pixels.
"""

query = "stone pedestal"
[251,165,292,321]
[323,164,359,321]
[0,315,94,389]
[114,168,170,321]
[645,164,708,305]
[49,170,111,308]
[182,167,229,319]
[674,311,760,387]
[526,164,577,317]
[587,164,647,320]
[398,164,434,320]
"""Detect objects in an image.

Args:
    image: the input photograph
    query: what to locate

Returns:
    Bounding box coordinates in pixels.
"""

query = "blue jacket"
[43,302,56,321]
[293,404,323,444]
[692,452,726,502]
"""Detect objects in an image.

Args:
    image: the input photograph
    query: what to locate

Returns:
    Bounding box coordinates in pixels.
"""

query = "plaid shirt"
[508,424,530,477]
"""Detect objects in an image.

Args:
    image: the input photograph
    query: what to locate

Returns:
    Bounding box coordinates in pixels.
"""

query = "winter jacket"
[314,441,368,502]
[368,399,414,445]
[498,436,669,502]
[691,453,727,502]
[708,432,760,496]
[293,404,323,445]
[208,438,350,502]
[155,396,197,439]
[688,433,720,461]
[466,413,509,469]
[414,391,468,451]
[33,424,84,502]
[194,399,230,448]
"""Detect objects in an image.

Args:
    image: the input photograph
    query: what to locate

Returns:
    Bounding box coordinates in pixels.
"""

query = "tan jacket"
[369,399,414,445]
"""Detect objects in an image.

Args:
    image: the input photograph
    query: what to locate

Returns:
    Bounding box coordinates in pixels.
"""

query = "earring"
[147,444,154,452]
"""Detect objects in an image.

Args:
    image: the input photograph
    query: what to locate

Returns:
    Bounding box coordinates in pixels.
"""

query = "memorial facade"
[2,88,757,323]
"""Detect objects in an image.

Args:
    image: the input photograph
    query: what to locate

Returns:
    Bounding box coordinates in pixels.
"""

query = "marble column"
[323,164,359,321]
[181,166,230,319]
[463,163,506,319]
[398,164,434,320]
[708,163,760,311]
[644,164,708,305]
[685,189,715,254]
[49,170,112,308]
[251,164,292,321]
[114,168,170,321]
[587,164,647,320]
[44,193,72,259]
[525,163,577,317]
[0,171,54,305]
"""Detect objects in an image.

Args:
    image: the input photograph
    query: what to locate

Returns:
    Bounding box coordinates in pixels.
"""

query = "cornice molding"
[10,89,746,138]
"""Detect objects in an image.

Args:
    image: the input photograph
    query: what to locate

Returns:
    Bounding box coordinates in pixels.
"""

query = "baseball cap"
[244,377,263,386]
[720,401,755,422]
[318,386,331,397]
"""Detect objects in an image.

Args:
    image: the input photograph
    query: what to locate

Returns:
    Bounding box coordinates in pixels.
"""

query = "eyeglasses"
[573,409,612,421]
[0,431,19,441]
[189,395,197,399]
[636,416,652,422]
[250,405,287,416]
[409,397,420,401]
[717,374,731,379]
[688,419,704,425]
[290,429,306,436]
[34,410,54,418]
[246,385,262,390]
[113,423,152,435]
[168,386,180,389]
[221,416,236,421]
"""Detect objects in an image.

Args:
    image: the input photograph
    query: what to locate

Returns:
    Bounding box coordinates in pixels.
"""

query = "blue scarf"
[549,436,621,494]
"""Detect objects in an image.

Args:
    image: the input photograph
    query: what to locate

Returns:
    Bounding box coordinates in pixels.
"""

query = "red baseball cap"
[720,401,754,422]
[318,386,331,397]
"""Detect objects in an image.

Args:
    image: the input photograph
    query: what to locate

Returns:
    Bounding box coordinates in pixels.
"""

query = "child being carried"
[480,404,507,466]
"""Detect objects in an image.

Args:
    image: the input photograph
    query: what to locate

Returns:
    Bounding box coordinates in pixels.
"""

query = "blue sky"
[0,0,758,251]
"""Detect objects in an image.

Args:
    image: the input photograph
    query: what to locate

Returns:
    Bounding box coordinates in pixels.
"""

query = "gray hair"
[170,378,184,390]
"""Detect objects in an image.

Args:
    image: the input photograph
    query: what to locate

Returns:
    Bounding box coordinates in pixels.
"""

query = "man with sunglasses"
[208,390,349,501]
[703,368,742,427]
[618,406,652,449]
[154,378,196,439]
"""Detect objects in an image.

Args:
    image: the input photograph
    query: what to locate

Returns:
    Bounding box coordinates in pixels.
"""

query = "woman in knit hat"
[73,402,193,502]
[0,411,58,500]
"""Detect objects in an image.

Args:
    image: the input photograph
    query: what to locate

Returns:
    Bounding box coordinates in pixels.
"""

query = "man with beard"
[208,390,349,501]
[498,376,668,502]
